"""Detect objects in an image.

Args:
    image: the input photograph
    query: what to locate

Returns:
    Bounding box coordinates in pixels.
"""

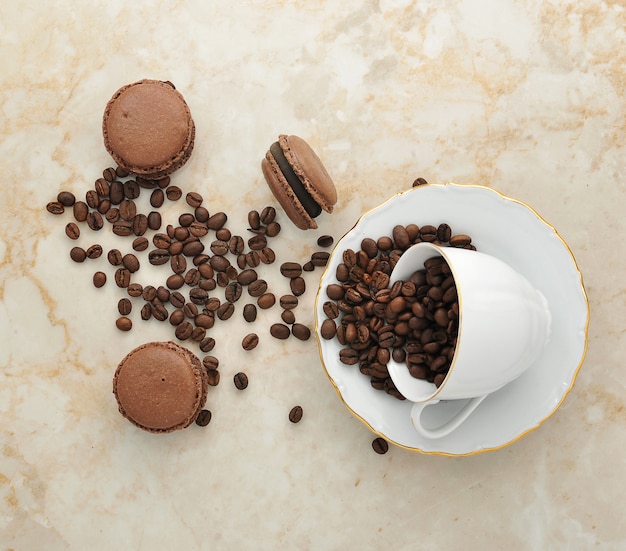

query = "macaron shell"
[279,135,337,213]
[103,79,195,179]
[262,154,317,230]
[113,341,207,433]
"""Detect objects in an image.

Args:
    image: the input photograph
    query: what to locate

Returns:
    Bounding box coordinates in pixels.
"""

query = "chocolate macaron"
[103,79,195,179]
[262,135,337,230]
[113,341,208,433]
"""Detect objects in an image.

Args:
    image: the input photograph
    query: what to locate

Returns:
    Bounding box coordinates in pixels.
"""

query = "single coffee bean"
[183,240,204,257]
[114,268,131,288]
[133,214,148,236]
[170,254,187,274]
[111,220,133,236]
[199,337,216,353]
[320,319,337,339]
[109,181,124,204]
[361,237,378,258]
[169,309,185,326]
[245,251,260,268]
[70,247,86,263]
[292,323,311,341]
[259,248,276,265]
[85,244,102,260]
[85,189,100,209]
[166,185,182,201]
[280,262,302,278]
[148,249,170,266]
[107,249,123,266]
[186,191,203,208]
[46,201,64,215]
[242,333,259,351]
[118,298,132,316]
[216,301,235,320]
[205,368,220,386]
[323,301,339,319]
[147,211,162,231]
[195,409,212,427]
[183,302,199,320]
[116,317,132,331]
[233,372,248,390]
[207,212,227,230]
[311,251,330,267]
[243,303,257,323]
[317,235,334,248]
[392,225,410,250]
[265,222,281,238]
[228,235,245,255]
[195,313,214,329]
[248,234,267,251]
[72,201,89,220]
[248,279,268,298]
[93,271,107,288]
[102,167,117,181]
[372,437,389,454]
[248,210,261,229]
[225,282,243,303]
[195,206,209,222]
[140,303,152,320]
[279,295,298,310]
[449,234,472,247]
[189,221,208,237]
[175,321,193,340]
[339,348,359,365]
[290,277,306,297]
[260,206,276,224]
[210,240,229,256]
[288,405,303,424]
[123,180,140,199]
[57,191,76,206]
[202,355,219,370]
[118,199,136,221]
[156,286,170,303]
[94,178,110,197]
[169,241,184,256]
[237,269,258,286]
[126,283,142,298]
[326,284,344,300]
[150,188,165,208]
[122,253,139,273]
[170,291,186,309]
[257,293,276,310]
[86,211,104,231]
[270,323,290,340]
[97,199,111,214]
[281,309,296,325]
[131,237,148,252]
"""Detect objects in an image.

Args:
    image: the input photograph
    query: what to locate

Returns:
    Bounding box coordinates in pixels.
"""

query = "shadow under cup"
[386,242,552,433]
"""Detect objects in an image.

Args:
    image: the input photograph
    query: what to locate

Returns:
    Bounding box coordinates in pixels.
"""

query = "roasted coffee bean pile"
[47,165,334,424]
[320,223,475,400]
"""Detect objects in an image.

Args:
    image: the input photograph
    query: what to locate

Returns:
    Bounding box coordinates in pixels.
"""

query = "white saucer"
[314,184,589,456]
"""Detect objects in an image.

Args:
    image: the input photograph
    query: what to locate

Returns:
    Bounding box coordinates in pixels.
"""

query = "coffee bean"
[123,180,140,199]
[288,406,303,424]
[111,220,132,236]
[243,304,257,323]
[216,301,235,320]
[93,271,106,288]
[260,206,276,224]
[86,211,104,231]
[205,368,220,386]
[114,268,131,288]
[57,191,76,206]
[126,283,142,298]
[281,310,296,324]
[207,212,227,230]
[317,235,334,248]
[257,293,276,310]
[70,247,86,263]
[292,323,311,341]
[339,348,359,365]
[311,251,330,267]
[195,206,209,223]
[140,303,152,320]
[248,210,261,229]
[279,295,298,310]
[290,277,306,297]
[236,269,258,286]
[84,244,102,260]
[186,192,203,208]
[270,323,290,340]
[372,437,389,454]
[183,240,204,257]
[259,247,276,265]
[106,249,122,266]
[189,221,208,237]
[148,249,170,266]
[210,255,230,273]
[225,282,243,303]
[118,200,136,221]
[392,225,410,250]
[170,254,187,274]
[233,372,248,390]
[195,313,214,329]
[166,274,184,290]
[245,251,260,268]
[242,333,259,351]
[248,234,267,251]
[280,262,302,278]
[449,234,472,247]
[133,214,148,236]
[326,284,344,300]
[150,188,165,208]
[94,178,110,197]
[121,254,139,273]
[320,319,337,340]
[147,211,162,231]
[47,201,65,215]
[199,337,216,353]
[249,280,268,299]
[116,317,132,331]
[166,185,182,201]
[118,298,132,316]
[265,222,281,238]
[195,409,212,427]
[85,189,99,209]
[175,321,193,340]
[203,356,219,370]
[323,301,339,319]
[103,167,117,181]
[109,181,124,204]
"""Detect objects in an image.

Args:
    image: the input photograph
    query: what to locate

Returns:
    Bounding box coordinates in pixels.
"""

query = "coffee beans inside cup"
[320,223,475,400]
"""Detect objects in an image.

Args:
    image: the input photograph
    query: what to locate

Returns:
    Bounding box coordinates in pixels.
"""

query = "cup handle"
[410,395,488,439]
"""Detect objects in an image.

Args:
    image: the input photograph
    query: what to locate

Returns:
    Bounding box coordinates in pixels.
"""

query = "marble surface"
[0,0,623,549]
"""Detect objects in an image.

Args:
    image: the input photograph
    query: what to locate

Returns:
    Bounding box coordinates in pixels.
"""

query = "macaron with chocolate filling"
[113,341,208,433]
[103,79,195,179]
[262,134,337,230]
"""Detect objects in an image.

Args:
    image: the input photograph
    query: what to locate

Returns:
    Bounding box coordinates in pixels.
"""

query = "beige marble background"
[0,0,623,549]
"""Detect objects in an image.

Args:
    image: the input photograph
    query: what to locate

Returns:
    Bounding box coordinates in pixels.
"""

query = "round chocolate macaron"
[103,79,195,179]
[262,134,337,230]
[113,341,208,433]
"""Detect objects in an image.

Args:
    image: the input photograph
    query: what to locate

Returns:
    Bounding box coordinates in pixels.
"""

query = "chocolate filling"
[270,142,322,219]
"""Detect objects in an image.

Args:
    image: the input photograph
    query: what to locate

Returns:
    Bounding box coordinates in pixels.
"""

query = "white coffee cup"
[386,242,551,439]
